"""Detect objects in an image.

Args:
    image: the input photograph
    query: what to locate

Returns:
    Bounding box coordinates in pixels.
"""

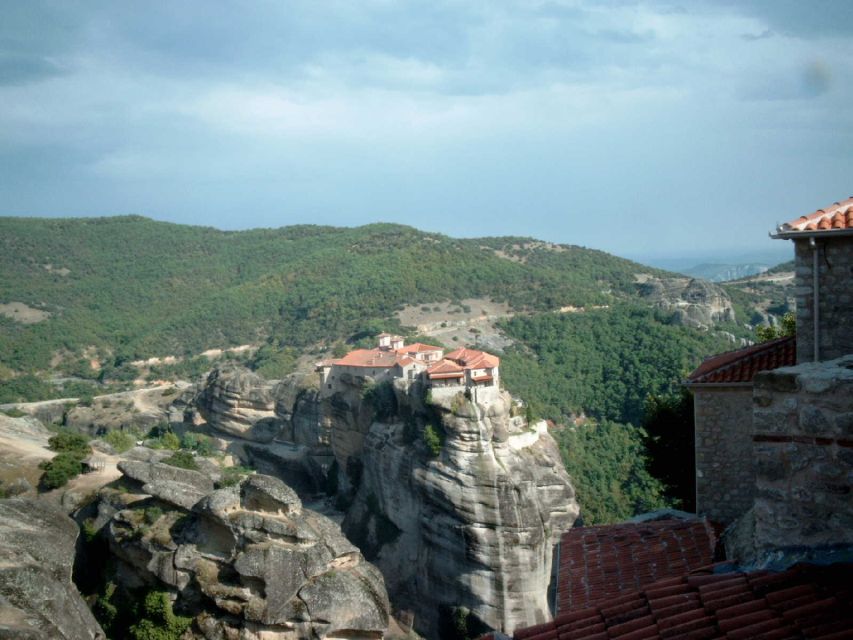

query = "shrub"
[423,424,442,458]
[161,451,198,470]
[160,432,181,451]
[40,452,84,489]
[1,407,26,418]
[103,429,135,453]
[216,465,252,488]
[181,432,214,456]
[129,590,192,640]
[143,505,164,525]
[48,431,90,455]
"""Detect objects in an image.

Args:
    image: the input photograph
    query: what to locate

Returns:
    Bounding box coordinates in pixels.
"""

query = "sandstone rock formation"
[335,383,579,637]
[102,467,390,639]
[0,498,105,639]
[196,367,284,442]
[637,276,735,328]
[188,366,579,637]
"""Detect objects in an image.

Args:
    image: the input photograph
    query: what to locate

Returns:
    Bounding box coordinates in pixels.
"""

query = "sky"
[1,1,851,264]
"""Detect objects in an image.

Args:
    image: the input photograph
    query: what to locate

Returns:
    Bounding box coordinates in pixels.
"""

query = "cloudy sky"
[1,1,851,262]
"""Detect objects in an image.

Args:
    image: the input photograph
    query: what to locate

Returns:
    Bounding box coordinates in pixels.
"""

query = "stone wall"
[752,356,853,551]
[693,386,755,524]
[793,237,853,363]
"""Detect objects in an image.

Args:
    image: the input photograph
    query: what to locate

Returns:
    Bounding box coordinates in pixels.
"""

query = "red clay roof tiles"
[556,519,720,615]
[776,197,853,235]
[513,562,853,640]
[686,336,795,385]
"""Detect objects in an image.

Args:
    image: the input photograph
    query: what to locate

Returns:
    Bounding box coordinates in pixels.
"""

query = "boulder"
[196,368,284,442]
[103,474,390,639]
[0,498,105,639]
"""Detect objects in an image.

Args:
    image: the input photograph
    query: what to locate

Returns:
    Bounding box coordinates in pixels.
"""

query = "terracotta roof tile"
[513,563,853,640]
[556,518,719,614]
[776,197,853,235]
[444,347,501,369]
[686,336,795,384]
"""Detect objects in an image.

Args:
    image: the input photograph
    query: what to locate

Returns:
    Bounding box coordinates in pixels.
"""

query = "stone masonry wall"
[794,237,853,363]
[693,386,755,524]
[752,356,853,552]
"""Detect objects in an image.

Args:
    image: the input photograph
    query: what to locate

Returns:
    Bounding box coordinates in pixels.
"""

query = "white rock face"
[338,386,578,637]
[637,276,735,328]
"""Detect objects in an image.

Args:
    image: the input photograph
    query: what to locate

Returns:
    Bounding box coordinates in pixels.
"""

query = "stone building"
[317,335,501,402]
[772,196,853,363]
[686,336,795,524]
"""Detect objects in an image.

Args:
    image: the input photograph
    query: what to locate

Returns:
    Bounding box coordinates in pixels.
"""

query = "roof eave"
[771,228,853,240]
[685,380,754,388]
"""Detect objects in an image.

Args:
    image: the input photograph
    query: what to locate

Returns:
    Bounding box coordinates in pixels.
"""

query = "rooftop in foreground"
[515,560,853,640]
[686,336,796,385]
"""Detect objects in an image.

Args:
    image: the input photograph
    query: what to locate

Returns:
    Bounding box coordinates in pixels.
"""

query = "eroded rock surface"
[196,367,284,442]
[0,498,105,639]
[637,276,735,328]
[337,385,579,637]
[102,469,390,639]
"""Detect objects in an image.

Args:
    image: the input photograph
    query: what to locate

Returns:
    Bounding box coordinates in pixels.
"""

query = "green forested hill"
[1,215,764,523]
[1,215,671,371]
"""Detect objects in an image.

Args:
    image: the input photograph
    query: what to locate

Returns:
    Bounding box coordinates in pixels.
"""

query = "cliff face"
[188,368,579,637]
[0,498,105,639]
[344,388,578,636]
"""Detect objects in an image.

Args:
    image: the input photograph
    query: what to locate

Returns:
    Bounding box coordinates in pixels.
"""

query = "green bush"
[103,429,136,453]
[161,451,199,470]
[216,465,252,488]
[160,432,181,451]
[48,431,90,455]
[39,452,84,489]
[180,432,214,456]
[423,424,442,458]
[129,590,192,640]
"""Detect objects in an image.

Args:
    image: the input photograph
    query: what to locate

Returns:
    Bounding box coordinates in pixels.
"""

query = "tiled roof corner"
[775,196,853,236]
[686,335,795,385]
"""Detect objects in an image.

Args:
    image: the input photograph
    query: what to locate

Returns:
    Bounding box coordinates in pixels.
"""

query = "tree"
[553,420,667,524]
[642,388,695,511]
[755,311,796,342]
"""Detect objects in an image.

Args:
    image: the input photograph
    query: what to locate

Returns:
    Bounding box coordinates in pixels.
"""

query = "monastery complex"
[317,333,501,402]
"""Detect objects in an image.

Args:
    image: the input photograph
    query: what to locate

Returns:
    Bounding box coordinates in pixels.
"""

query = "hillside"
[0,216,764,423]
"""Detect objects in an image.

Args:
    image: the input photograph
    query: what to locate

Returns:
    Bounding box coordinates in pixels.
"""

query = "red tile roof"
[333,348,412,368]
[445,347,500,369]
[514,562,853,640]
[775,197,853,235]
[556,519,720,615]
[686,336,795,385]
[397,342,443,355]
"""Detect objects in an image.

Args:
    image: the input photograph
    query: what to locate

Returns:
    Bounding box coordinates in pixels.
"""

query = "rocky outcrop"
[118,459,215,509]
[0,498,105,639]
[337,384,578,637]
[189,367,579,637]
[197,367,284,442]
[637,276,735,328]
[103,469,390,639]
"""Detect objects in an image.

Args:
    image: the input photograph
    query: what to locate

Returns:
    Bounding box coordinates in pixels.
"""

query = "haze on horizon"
[1,1,851,264]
